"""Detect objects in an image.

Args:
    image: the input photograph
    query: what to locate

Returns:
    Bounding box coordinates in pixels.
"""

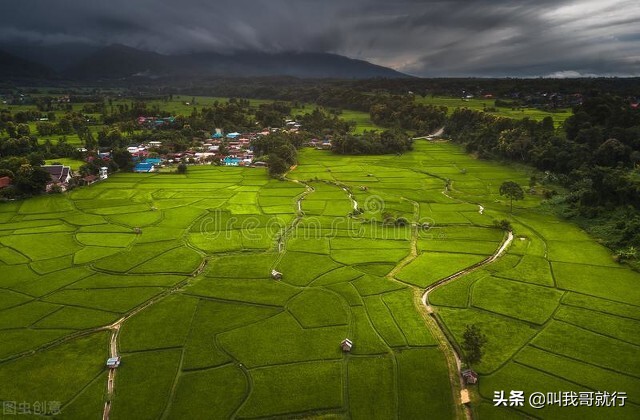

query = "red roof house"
[0,176,11,189]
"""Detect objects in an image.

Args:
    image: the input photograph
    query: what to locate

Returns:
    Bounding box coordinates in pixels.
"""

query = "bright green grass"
[530,321,640,376]
[217,312,346,367]
[182,299,280,370]
[92,241,178,272]
[437,307,539,374]
[561,292,640,321]
[0,301,59,329]
[351,274,407,296]
[515,346,640,405]
[0,134,637,419]
[111,349,182,420]
[348,355,396,419]
[396,348,455,419]
[130,246,202,274]
[73,246,122,264]
[206,253,277,278]
[363,295,407,347]
[287,288,349,327]
[9,266,93,297]
[0,329,72,359]
[167,365,247,419]
[239,361,343,417]
[497,254,555,286]
[332,248,409,265]
[75,232,135,248]
[0,232,81,260]
[0,332,109,408]
[120,295,199,351]
[45,157,86,170]
[350,306,389,354]
[471,276,563,324]
[188,277,300,307]
[416,95,571,127]
[34,306,118,330]
[480,362,637,419]
[552,262,640,306]
[340,109,384,133]
[326,282,363,306]
[382,289,438,346]
[553,304,640,345]
[428,270,487,308]
[276,251,343,286]
[61,371,109,419]
[312,266,363,287]
[43,287,165,313]
[396,252,487,287]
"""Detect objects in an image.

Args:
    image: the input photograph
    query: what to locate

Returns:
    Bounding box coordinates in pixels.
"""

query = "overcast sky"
[1,0,639,77]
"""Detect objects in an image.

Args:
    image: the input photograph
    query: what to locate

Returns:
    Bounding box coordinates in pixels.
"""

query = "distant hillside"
[63,44,409,80]
[0,50,55,79]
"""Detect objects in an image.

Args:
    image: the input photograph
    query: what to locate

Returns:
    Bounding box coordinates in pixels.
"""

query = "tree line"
[445,94,640,265]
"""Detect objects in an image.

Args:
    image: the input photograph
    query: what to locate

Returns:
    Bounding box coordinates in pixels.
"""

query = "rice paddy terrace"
[0,141,638,419]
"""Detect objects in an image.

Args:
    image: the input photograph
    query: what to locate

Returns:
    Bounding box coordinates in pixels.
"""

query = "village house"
[133,162,156,173]
[41,165,72,191]
[0,176,12,190]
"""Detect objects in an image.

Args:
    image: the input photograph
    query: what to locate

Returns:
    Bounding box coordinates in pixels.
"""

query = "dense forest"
[445,95,640,266]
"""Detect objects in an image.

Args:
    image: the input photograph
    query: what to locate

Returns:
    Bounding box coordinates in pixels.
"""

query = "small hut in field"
[461,369,478,385]
[340,338,353,352]
[106,356,121,369]
[271,269,283,280]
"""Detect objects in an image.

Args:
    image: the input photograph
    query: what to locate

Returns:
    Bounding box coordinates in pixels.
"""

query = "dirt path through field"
[101,259,202,420]
[418,231,513,419]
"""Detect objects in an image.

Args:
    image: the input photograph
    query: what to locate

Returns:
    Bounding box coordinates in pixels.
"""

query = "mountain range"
[0,44,409,80]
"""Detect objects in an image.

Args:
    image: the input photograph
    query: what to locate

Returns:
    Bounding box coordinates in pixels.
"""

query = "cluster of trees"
[446,94,640,263]
[172,77,637,108]
[297,108,352,137]
[251,132,301,177]
[331,130,413,155]
[370,97,447,135]
[255,102,291,127]
[0,156,51,197]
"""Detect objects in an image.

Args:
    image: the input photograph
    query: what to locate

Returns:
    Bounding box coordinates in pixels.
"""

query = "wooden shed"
[461,369,478,385]
[340,338,353,352]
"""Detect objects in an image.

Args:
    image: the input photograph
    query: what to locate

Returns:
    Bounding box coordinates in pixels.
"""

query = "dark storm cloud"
[0,0,638,76]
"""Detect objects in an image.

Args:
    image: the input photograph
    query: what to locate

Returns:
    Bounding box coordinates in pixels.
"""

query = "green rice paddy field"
[0,141,638,419]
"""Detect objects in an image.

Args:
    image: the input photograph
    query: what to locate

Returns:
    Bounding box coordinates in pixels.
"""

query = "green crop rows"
[0,141,637,419]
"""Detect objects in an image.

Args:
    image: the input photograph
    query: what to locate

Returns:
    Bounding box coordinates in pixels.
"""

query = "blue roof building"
[223,156,241,166]
[134,162,155,172]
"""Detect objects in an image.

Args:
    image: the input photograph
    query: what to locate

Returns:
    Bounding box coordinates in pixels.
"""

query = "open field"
[0,140,638,418]
[416,96,572,127]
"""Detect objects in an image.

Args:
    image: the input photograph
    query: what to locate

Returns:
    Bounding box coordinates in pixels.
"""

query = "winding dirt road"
[419,231,513,419]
